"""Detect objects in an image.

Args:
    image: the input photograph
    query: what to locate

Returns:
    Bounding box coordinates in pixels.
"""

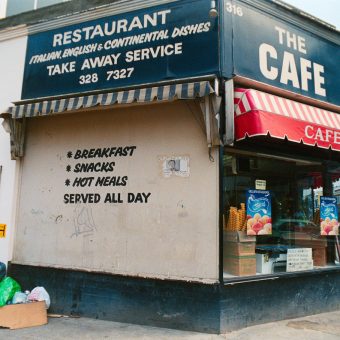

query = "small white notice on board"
[286,248,313,272]
[160,156,190,178]
[255,179,266,190]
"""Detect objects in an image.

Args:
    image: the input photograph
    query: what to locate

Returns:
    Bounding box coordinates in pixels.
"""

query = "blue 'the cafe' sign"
[221,0,340,107]
[23,0,340,106]
[22,0,218,100]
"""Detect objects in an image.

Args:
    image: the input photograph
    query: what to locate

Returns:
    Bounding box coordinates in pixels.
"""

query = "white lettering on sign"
[259,43,278,80]
[24,4,214,97]
[280,51,300,88]
[300,58,312,92]
[259,44,326,96]
[53,10,171,47]
[313,63,326,96]
[47,61,76,75]
[225,1,244,17]
[304,125,340,144]
[171,22,210,37]
[274,26,306,54]
[81,54,121,70]
[103,30,169,50]
[125,43,182,62]
[259,25,327,97]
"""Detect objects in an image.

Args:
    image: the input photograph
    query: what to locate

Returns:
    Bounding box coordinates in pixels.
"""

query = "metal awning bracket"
[2,116,26,159]
[199,93,222,161]
[224,79,234,146]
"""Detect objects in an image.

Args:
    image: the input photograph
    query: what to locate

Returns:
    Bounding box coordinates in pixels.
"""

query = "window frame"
[222,144,340,284]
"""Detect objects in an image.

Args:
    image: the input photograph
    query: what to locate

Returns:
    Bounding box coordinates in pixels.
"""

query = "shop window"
[37,0,65,8]
[6,0,35,16]
[223,151,340,278]
[5,0,70,17]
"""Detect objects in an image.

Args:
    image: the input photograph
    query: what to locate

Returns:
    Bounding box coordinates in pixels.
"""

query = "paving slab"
[0,316,225,340]
[1,310,340,339]
[226,310,340,340]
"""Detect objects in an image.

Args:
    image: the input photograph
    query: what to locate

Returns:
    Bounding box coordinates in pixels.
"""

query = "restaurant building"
[0,0,339,334]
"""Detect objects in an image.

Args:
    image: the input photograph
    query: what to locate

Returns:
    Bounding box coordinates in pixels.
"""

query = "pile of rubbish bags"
[0,262,50,309]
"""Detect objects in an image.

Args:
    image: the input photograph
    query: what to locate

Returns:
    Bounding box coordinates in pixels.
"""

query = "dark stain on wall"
[8,264,340,333]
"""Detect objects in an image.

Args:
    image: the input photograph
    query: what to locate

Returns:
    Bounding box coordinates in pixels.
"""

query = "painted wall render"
[13,101,219,282]
[0,35,27,264]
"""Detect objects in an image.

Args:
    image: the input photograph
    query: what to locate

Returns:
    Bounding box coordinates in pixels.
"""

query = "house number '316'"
[225,2,243,16]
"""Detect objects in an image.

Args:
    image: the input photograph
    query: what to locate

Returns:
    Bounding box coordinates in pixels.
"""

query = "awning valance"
[1,81,221,160]
[4,81,213,119]
[234,88,340,151]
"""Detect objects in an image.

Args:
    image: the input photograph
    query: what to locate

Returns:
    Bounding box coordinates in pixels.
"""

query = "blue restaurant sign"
[22,0,219,100]
[22,0,340,106]
[221,0,340,107]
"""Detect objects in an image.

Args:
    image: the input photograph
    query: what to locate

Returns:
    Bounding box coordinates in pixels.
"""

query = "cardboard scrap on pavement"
[0,301,47,329]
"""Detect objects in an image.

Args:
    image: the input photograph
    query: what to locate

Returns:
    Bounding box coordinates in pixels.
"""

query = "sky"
[283,0,339,29]
[0,1,339,28]
[0,1,338,29]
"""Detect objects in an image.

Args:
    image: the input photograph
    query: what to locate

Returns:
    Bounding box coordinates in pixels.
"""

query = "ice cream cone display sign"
[320,197,339,235]
[246,190,272,235]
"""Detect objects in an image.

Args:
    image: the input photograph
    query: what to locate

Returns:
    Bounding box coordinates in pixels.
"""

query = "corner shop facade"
[0,0,340,333]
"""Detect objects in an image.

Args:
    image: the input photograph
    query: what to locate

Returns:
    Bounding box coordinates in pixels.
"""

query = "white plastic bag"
[12,291,28,304]
[28,286,50,309]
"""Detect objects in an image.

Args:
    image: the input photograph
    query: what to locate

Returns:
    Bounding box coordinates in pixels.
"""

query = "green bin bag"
[0,277,21,307]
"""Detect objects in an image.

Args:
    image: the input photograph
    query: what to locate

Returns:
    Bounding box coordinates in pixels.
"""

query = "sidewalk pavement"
[1,310,340,339]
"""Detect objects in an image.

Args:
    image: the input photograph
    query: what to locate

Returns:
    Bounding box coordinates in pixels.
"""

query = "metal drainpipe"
[218,78,225,285]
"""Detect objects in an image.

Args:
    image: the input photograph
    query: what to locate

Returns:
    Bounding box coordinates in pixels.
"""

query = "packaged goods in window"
[256,245,289,274]
[223,229,256,276]
[312,247,327,267]
[313,209,320,225]
[224,230,256,243]
[256,253,288,274]
[224,255,256,276]
[294,232,327,267]
[294,235,327,267]
[320,197,339,235]
[224,241,255,256]
[246,190,272,235]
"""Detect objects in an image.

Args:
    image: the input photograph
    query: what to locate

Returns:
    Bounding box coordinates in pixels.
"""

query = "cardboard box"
[293,231,327,246]
[0,301,47,329]
[312,247,327,267]
[224,255,256,276]
[295,238,327,248]
[224,231,256,243]
[294,238,327,267]
[224,241,255,256]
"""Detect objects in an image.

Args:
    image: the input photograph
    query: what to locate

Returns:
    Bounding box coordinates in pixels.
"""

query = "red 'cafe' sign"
[234,88,340,151]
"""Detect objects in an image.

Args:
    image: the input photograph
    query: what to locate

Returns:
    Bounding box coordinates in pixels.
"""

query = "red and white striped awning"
[234,88,340,151]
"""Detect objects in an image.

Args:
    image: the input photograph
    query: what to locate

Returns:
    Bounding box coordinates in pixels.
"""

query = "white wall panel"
[0,35,27,264]
[13,101,219,282]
